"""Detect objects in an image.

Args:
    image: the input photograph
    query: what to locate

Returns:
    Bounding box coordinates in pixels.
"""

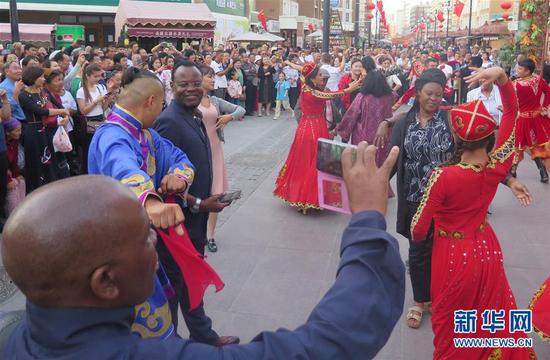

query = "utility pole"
[354,0,360,48]
[9,0,19,42]
[467,0,473,46]
[323,0,330,52]
[446,0,451,47]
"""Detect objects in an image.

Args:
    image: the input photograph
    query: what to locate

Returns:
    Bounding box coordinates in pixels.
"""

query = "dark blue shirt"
[5,211,405,360]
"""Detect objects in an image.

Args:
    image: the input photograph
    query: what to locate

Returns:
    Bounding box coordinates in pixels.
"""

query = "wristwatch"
[190,197,202,213]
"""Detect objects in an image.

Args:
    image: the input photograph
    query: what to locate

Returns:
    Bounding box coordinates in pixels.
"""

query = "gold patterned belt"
[519,110,541,118]
[302,114,323,120]
[437,222,487,239]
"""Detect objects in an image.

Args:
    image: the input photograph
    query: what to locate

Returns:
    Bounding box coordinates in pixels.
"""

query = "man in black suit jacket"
[154,61,238,347]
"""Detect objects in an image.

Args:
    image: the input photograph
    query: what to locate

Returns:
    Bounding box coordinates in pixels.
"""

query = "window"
[79,15,100,23]
[59,15,77,23]
[346,0,350,9]
[345,13,350,22]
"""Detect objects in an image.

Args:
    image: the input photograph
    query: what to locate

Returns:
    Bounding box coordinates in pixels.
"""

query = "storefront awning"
[0,23,54,43]
[115,0,215,40]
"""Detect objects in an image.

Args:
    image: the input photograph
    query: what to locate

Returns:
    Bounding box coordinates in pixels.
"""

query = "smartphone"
[316,139,357,177]
[219,190,242,204]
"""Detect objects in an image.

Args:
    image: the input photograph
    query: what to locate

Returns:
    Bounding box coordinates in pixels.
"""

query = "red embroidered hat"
[301,63,317,78]
[450,100,497,141]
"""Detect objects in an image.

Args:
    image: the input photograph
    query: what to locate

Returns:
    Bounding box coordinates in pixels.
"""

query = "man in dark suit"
[153,61,237,346]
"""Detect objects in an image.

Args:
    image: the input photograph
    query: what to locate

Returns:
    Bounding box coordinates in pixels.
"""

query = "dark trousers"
[289,86,300,109]
[406,201,433,303]
[0,152,7,219]
[156,234,219,344]
[245,83,257,115]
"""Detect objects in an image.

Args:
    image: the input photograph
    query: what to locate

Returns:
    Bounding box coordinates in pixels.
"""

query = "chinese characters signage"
[127,28,214,38]
[203,0,245,17]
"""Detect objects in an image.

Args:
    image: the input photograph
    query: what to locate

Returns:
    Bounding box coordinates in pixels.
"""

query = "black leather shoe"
[207,239,218,252]
[213,336,240,347]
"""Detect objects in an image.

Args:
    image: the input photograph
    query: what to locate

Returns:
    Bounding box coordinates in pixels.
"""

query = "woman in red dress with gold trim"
[529,276,550,342]
[274,63,360,213]
[411,67,536,359]
[513,59,550,183]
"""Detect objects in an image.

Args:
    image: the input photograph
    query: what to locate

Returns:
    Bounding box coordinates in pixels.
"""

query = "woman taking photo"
[411,66,536,360]
[257,57,275,116]
[199,65,245,252]
[274,63,360,214]
[338,58,364,110]
[18,66,70,192]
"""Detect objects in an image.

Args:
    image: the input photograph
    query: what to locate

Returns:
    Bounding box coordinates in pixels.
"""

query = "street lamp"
[445,0,451,47]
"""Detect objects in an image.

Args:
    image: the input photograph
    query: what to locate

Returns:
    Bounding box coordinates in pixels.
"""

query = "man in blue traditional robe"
[3,142,405,359]
[87,68,195,340]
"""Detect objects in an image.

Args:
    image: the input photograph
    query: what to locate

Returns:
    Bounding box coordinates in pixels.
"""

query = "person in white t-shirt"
[210,51,232,99]
[76,64,109,120]
[320,53,345,91]
[438,55,453,89]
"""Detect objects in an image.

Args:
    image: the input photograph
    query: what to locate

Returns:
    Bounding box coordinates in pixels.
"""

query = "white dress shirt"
[467,85,503,125]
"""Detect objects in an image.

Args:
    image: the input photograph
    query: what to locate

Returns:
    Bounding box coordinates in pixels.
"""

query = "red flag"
[437,10,445,23]
[157,226,224,311]
[454,0,465,17]
[258,10,267,31]
[376,0,383,12]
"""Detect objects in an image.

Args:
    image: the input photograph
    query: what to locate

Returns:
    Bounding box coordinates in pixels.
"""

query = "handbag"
[328,97,345,131]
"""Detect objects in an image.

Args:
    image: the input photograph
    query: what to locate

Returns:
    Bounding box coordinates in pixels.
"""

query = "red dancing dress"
[274,86,344,210]
[529,276,550,342]
[513,75,550,159]
[411,80,536,359]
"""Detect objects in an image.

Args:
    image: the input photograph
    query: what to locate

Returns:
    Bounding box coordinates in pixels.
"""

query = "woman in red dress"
[411,67,536,359]
[513,59,550,183]
[274,63,360,213]
[529,276,550,342]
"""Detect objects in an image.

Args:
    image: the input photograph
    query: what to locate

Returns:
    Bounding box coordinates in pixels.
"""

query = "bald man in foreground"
[3,143,405,359]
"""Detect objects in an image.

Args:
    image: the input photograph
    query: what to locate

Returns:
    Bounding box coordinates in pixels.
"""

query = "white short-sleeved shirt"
[320,64,342,91]
[439,64,453,87]
[76,84,107,117]
[60,90,78,132]
[210,60,227,89]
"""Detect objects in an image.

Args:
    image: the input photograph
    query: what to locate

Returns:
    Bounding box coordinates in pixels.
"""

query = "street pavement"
[1,111,549,359]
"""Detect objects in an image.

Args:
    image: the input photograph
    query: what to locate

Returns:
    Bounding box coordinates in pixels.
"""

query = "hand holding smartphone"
[219,190,242,204]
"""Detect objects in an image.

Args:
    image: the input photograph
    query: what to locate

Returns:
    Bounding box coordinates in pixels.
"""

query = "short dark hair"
[415,68,446,93]
[471,56,483,68]
[113,53,126,64]
[22,65,44,86]
[21,55,40,67]
[518,59,536,74]
[52,51,66,63]
[45,69,64,84]
[183,49,195,58]
[172,60,202,82]
[25,43,38,51]
[360,70,392,97]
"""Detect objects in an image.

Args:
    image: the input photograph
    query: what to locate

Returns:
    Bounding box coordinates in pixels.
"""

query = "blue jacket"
[5,211,405,359]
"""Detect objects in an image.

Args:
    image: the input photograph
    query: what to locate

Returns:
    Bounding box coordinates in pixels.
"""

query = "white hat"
[255,55,262,63]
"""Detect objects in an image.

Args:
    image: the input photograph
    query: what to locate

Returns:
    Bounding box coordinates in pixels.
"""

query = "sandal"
[406,305,424,329]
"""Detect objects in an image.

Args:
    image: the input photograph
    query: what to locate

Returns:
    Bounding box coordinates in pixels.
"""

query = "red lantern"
[367,13,374,20]
[367,2,375,11]
[438,24,444,29]
[420,23,426,30]
[502,13,510,20]
[429,16,435,23]
[500,1,512,10]
[437,10,445,23]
